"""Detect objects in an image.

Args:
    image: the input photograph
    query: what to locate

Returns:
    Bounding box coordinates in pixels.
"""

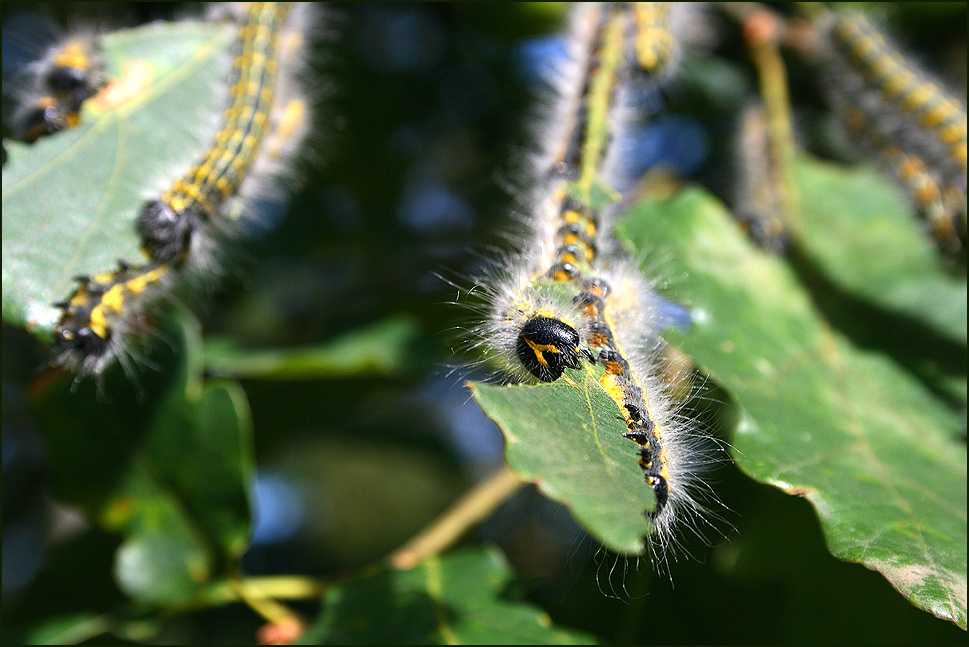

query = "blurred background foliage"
[2,2,966,644]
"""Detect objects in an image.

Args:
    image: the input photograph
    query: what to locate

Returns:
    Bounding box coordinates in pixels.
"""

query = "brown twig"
[388,464,526,570]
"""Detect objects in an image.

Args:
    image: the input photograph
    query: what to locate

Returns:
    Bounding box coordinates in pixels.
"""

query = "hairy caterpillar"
[2,13,105,143]
[732,102,787,253]
[842,105,965,254]
[52,262,171,375]
[467,2,719,561]
[826,11,966,176]
[815,8,967,255]
[138,2,294,266]
[51,2,312,376]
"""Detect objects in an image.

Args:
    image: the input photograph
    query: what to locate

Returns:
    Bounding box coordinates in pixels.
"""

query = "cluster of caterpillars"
[49,2,298,374]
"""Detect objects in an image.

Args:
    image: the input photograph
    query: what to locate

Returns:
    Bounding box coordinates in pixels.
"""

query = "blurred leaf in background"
[2,2,966,644]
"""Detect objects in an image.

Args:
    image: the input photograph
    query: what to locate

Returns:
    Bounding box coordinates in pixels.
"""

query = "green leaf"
[795,159,967,344]
[2,20,235,339]
[111,474,213,606]
[29,313,255,606]
[203,315,426,379]
[23,613,112,646]
[302,546,596,645]
[470,366,654,556]
[617,157,967,627]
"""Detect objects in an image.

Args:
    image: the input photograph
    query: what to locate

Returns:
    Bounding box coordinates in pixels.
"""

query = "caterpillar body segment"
[52,261,171,375]
[8,32,105,143]
[827,11,966,176]
[732,102,788,252]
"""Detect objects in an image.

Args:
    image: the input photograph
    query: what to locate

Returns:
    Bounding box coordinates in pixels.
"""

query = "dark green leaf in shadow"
[28,312,255,606]
[617,170,967,627]
[203,315,425,379]
[795,158,966,344]
[0,522,133,644]
[2,20,235,339]
[110,470,212,607]
[470,362,655,556]
[301,546,596,645]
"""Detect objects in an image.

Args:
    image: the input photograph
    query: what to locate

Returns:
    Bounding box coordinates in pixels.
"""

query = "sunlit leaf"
[470,364,654,556]
[617,156,967,627]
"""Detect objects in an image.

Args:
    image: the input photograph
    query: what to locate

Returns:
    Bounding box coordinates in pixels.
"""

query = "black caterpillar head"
[516,315,582,382]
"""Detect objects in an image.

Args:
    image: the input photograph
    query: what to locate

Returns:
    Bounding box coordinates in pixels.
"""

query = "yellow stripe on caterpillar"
[826,11,967,175]
[53,262,171,375]
[138,2,293,265]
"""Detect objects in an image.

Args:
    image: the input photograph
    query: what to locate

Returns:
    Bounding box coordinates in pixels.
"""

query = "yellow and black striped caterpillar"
[8,30,104,143]
[53,262,171,375]
[138,2,293,266]
[52,1,310,376]
[469,2,717,558]
[827,11,966,176]
[732,102,788,253]
[816,8,967,255]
